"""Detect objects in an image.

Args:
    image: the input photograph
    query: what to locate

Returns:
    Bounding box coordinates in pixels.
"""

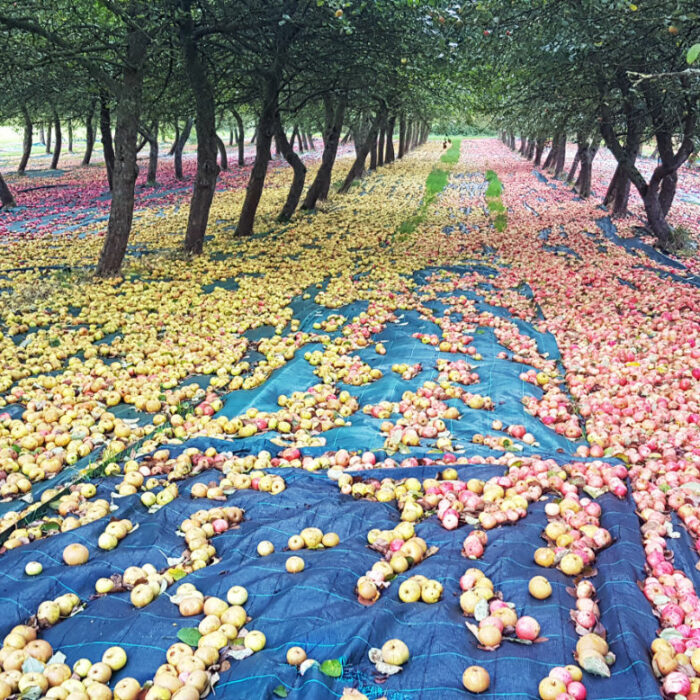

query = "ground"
[0,138,698,699]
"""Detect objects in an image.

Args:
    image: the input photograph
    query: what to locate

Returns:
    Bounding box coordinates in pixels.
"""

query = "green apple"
[102,646,128,671]
[226,586,248,606]
[398,579,422,603]
[25,561,43,576]
[244,631,266,652]
[381,639,409,666]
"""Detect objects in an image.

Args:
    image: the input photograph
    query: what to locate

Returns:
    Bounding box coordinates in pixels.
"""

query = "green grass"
[484,169,507,232]
[440,138,462,164]
[425,168,449,200]
[485,169,503,197]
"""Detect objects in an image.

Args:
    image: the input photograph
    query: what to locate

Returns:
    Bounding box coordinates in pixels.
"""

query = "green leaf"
[319,659,343,677]
[22,656,45,674]
[177,628,202,647]
[169,567,187,581]
[20,687,43,700]
[687,43,700,64]
[474,597,489,622]
[273,686,288,697]
[41,521,60,532]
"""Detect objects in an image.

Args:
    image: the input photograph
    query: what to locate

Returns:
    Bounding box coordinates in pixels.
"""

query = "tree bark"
[306,131,315,150]
[339,115,380,194]
[385,116,396,163]
[18,106,32,175]
[567,141,581,182]
[574,143,597,198]
[398,115,406,159]
[232,109,245,167]
[534,138,545,166]
[369,129,378,170]
[377,124,385,167]
[543,134,559,169]
[301,96,345,209]
[139,122,159,185]
[99,93,115,190]
[553,133,566,178]
[519,134,527,155]
[659,172,677,217]
[50,109,62,170]
[274,116,306,221]
[82,99,96,166]
[228,127,234,146]
[236,80,277,236]
[39,124,45,145]
[180,3,221,254]
[67,119,73,152]
[169,123,180,155]
[95,25,150,277]
[216,135,228,171]
[174,117,193,180]
[46,121,52,153]
[0,170,15,208]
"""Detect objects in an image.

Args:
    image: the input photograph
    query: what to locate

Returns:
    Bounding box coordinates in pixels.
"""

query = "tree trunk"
[643,180,673,249]
[369,130,378,170]
[39,124,45,145]
[0,170,15,208]
[95,26,150,277]
[288,125,297,152]
[275,116,307,221]
[139,122,159,186]
[543,135,558,169]
[46,121,52,153]
[169,123,180,155]
[216,135,228,171]
[398,115,406,159]
[659,173,677,217]
[228,127,234,146]
[67,119,73,152]
[301,96,345,209]
[519,134,527,155]
[232,109,245,167]
[385,116,396,163]
[534,138,545,166]
[180,6,222,254]
[553,133,566,178]
[51,109,62,170]
[575,144,597,198]
[377,125,385,167]
[236,81,277,236]
[567,146,581,182]
[174,117,193,180]
[306,132,315,150]
[339,116,380,194]
[100,93,115,190]
[18,106,32,175]
[82,99,96,166]
[250,127,257,144]
[604,165,633,217]
[508,132,515,150]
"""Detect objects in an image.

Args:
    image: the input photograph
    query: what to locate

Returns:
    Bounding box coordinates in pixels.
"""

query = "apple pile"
[436,358,480,386]
[1,486,110,553]
[97,518,135,550]
[0,625,129,700]
[538,666,588,700]
[356,522,433,604]
[287,527,340,550]
[390,363,423,380]
[460,567,541,649]
[35,592,82,628]
[535,492,612,576]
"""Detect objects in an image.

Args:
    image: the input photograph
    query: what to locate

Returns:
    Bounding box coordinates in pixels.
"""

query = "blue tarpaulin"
[0,264,662,699]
